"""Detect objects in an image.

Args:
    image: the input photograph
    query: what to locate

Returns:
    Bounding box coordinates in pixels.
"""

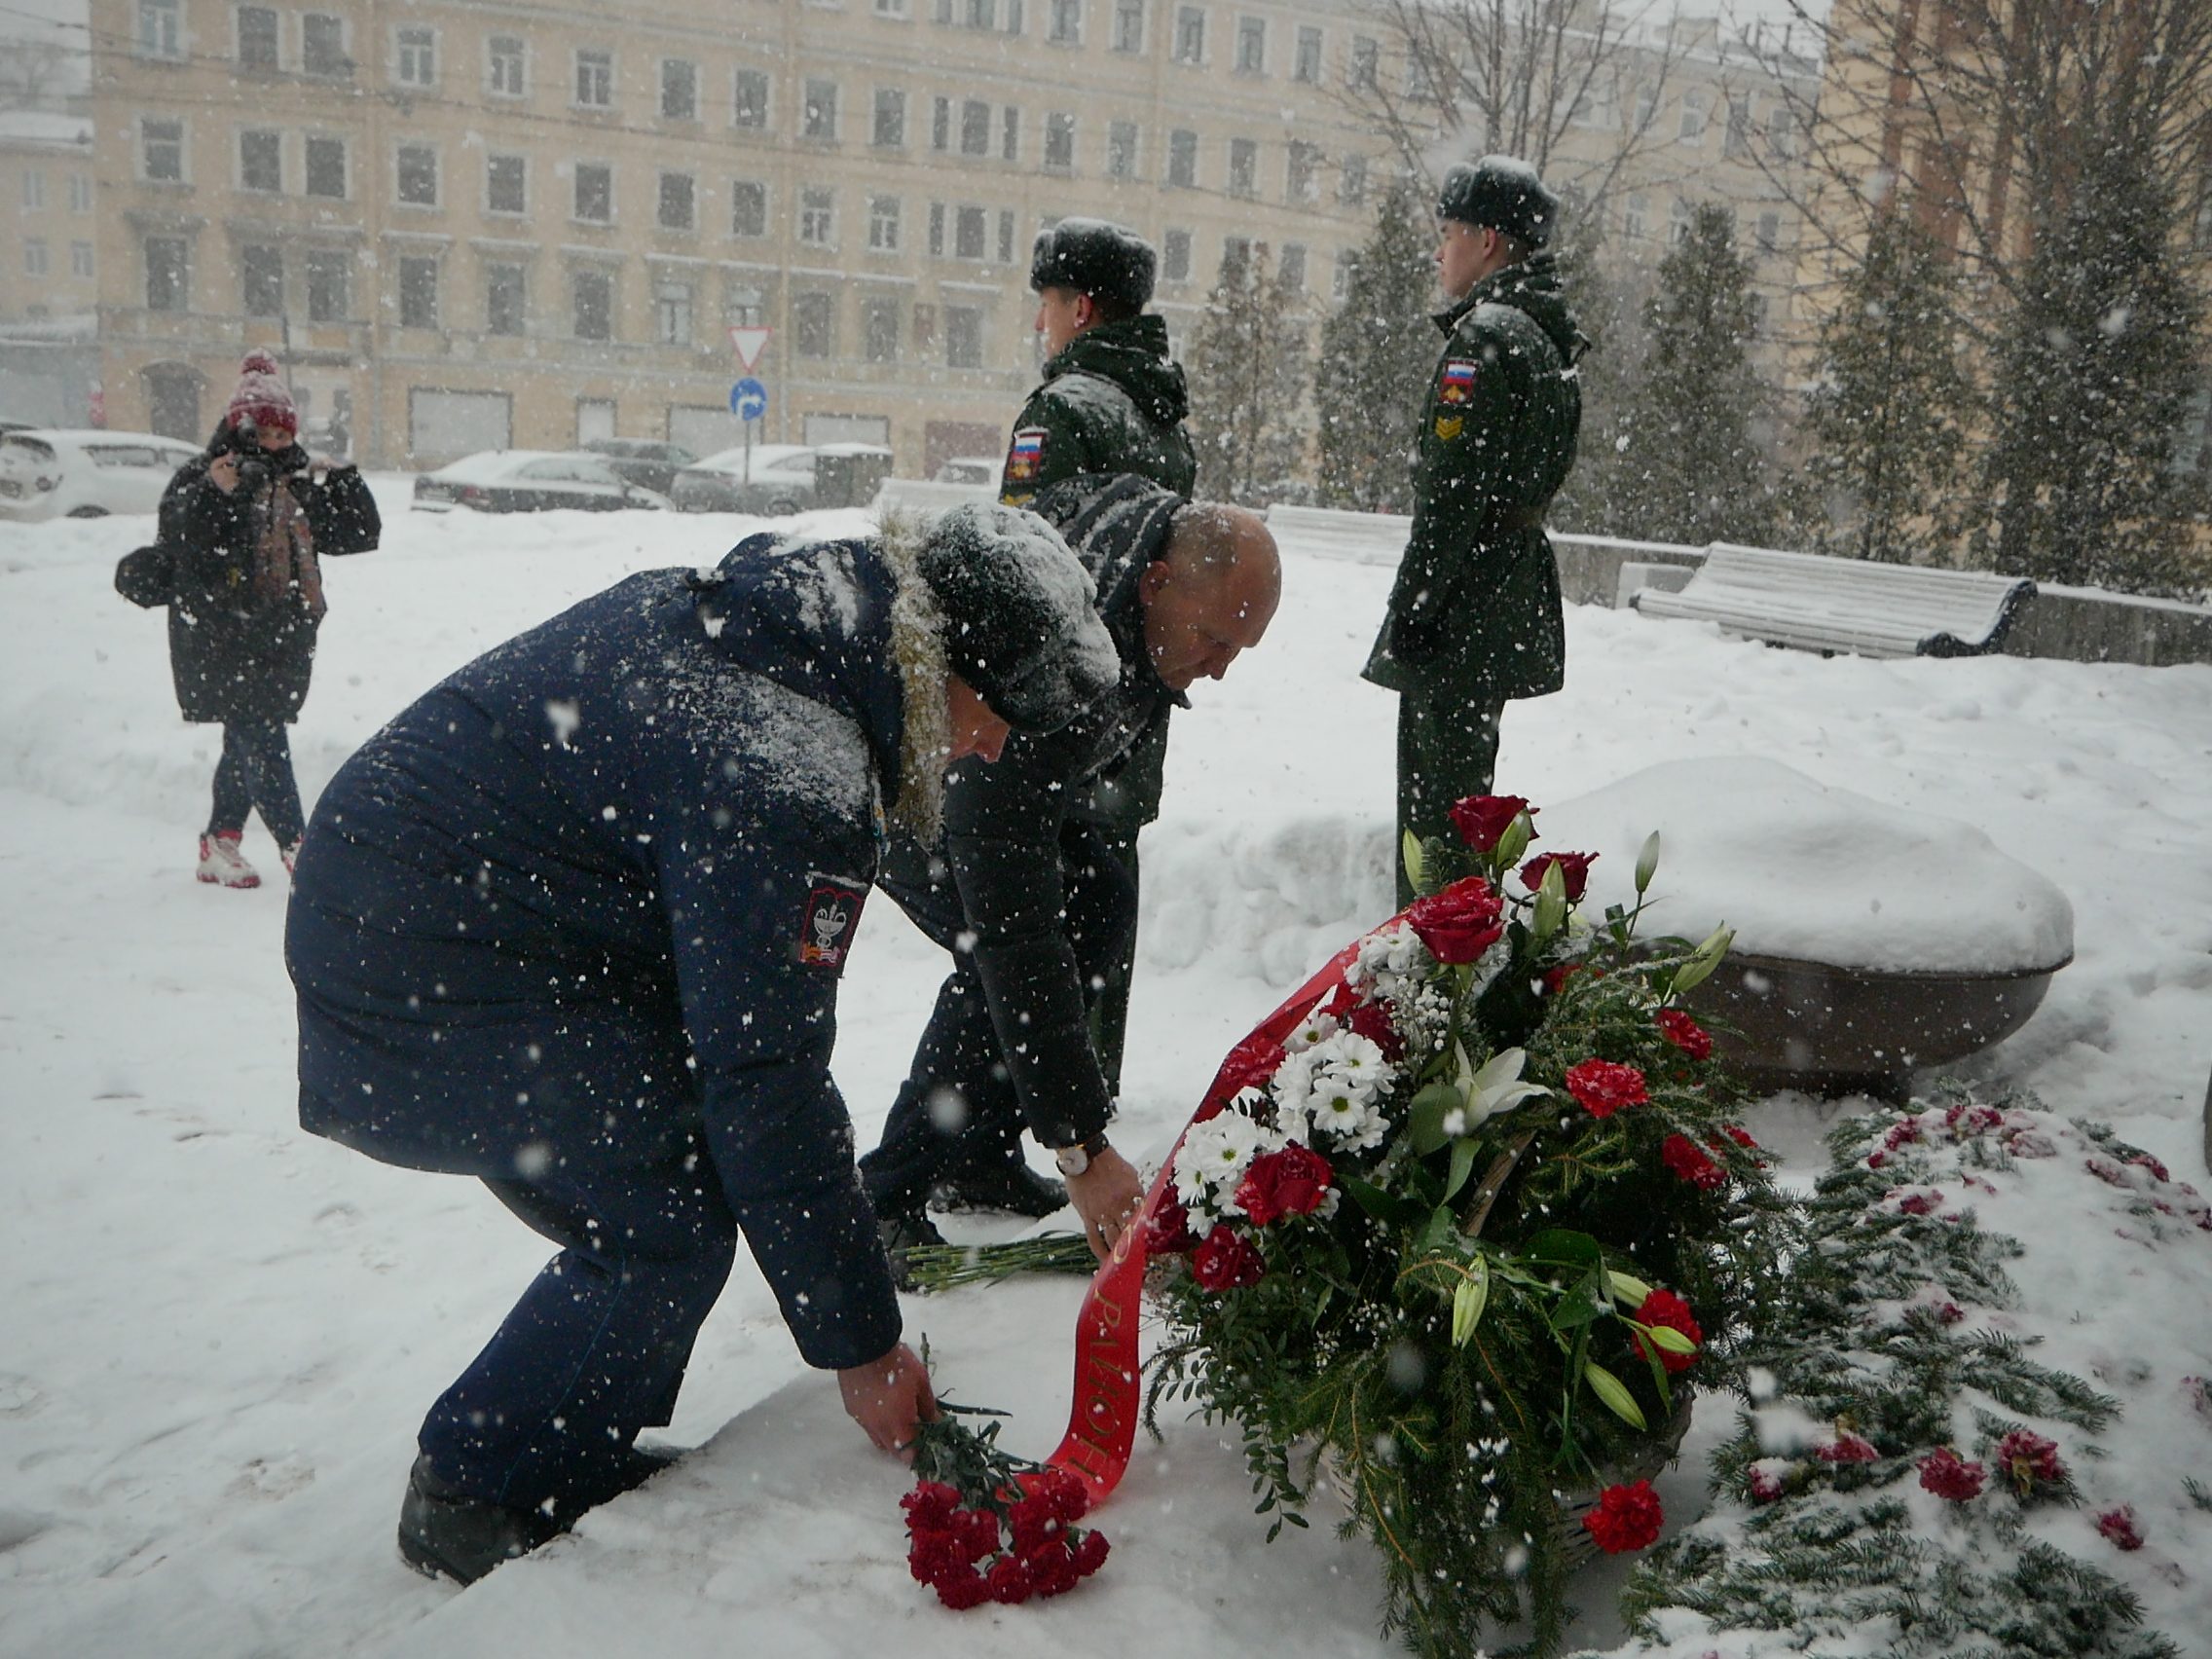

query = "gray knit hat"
[917,503,1122,734]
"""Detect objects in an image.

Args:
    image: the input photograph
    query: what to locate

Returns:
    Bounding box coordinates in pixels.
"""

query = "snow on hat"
[916,502,1122,735]
[226,350,297,435]
[1029,217,1157,313]
[1437,155,1560,248]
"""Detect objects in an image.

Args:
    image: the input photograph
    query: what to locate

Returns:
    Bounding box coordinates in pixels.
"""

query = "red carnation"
[953,1505,1001,1563]
[1818,1432,1880,1464]
[1917,1448,1985,1502]
[1025,1539,1082,1598]
[907,1527,967,1585]
[985,1553,1034,1603]
[1008,1491,1062,1557]
[1520,850,1596,903]
[1748,1463,1788,1503]
[902,1481,959,1531]
[1661,1132,1726,1192]
[1235,1144,1335,1228]
[932,1563,991,1609]
[1449,794,1532,853]
[1632,1287,1703,1373]
[1994,1428,2064,1494]
[1656,1008,1714,1060]
[1146,1189,1198,1255]
[1721,1124,1760,1153]
[1405,875,1506,964]
[1324,981,1404,1058]
[1190,1226,1267,1291]
[1020,1467,1089,1526]
[1581,1480,1664,1554]
[2095,1505,2145,1551]
[1540,962,1582,997]
[1072,1528,1111,1577]
[1565,1059,1647,1119]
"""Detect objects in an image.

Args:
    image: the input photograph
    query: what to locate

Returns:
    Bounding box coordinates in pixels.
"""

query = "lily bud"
[1530,858,1568,940]
[1635,830,1661,895]
[1401,829,1425,897]
[1672,924,1735,995]
[1494,810,1535,867]
[1607,1271,1654,1306]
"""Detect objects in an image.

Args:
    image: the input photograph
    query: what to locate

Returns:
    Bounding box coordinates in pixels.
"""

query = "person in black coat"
[161,350,379,888]
[284,502,1120,1584]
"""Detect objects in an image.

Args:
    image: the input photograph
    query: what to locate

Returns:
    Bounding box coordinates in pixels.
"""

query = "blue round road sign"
[730,377,769,422]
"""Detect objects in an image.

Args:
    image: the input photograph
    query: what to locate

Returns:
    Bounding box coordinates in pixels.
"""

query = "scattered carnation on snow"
[1917,1447,1986,1502]
[1817,1431,1880,1464]
[1993,1428,2065,1497]
[2094,1505,2145,1552]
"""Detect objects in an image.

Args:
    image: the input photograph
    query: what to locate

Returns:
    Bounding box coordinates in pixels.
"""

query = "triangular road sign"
[728,326,772,371]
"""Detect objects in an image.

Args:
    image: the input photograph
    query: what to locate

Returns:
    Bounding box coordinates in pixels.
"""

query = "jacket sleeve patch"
[1433,415,1465,441]
[795,871,868,970]
[1437,359,1480,406]
[1004,427,1050,483]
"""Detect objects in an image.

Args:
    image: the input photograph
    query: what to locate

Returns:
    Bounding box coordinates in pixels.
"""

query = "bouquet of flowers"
[1145,796,1795,1658]
[903,1398,1111,1610]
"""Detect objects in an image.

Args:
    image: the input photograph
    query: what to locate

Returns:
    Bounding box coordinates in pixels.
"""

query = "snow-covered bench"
[1635,543,2036,658]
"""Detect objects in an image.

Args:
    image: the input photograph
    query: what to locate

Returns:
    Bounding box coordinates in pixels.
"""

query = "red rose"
[1405,875,1506,964]
[932,1563,991,1609]
[1235,1144,1334,1228]
[2095,1505,2145,1551]
[1655,1008,1714,1060]
[985,1553,1034,1604]
[1071,1528,1111,1577]
[1661,1132,1726,1192]
[1190,1226,1267,1291]
[1212,1034,1287,1103]
[1145,1190,1198,1255]
[1519,850,1596,903]
[1917,1448,1986,1502]
[1324,981,1404,1059]
[1565,1059,1647,1119]
[1581,1480,1664,1554]
[1632,1287,1702,1374]
[1449,794,1532,853]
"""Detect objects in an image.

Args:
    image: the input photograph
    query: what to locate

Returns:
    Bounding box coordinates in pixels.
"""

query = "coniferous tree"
[1544,197,1644,537]
[1805,207,1973,564]
[1186,240,1312,505]
[1313,179,1436,513]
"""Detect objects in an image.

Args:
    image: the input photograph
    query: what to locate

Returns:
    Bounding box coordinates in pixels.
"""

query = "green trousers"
[1395,692,1503,909]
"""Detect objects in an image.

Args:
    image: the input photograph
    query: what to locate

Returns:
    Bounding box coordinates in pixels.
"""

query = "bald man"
[864,475,1280,1272]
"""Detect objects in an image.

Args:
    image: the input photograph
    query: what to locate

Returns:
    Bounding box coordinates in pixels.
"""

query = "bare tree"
[0,38,80,107]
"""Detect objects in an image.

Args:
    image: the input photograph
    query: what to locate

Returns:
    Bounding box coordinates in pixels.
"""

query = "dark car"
[582,438,699,496]
[412,450,672,513]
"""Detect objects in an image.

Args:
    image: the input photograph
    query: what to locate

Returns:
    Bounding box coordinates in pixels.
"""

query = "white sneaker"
[197,831,261,889]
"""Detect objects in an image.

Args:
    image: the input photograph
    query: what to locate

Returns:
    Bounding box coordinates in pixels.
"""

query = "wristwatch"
[1052,1131,1112,1177]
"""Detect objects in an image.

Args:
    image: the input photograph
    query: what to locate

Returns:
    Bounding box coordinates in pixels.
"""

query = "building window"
[1161,227,1191,281]
[487,154,526,214]
[1112,0,1142,51]
[1279,242,1305,291]
[804,79,839,140]
[927,201,944,255]
[793,290,832,357]
[873,87,905,147]
[1668,197,1692,244]
[238,6,278,68]
[1677,88,1707,144]
[1338,153,1367,204]
[1293,24,1320,82]
[868,194,901,250]
[1045,112,1075,170]
[1174,5,1203,62]
[1166,128,1197,187]
[141,118,184,184]
[574,162,611,222]
[69,172,92,212]
[138,0,181,59]
[395,26,435,87]
[1767,105,1796,158]
[486,262,526,334]
[734,69,770,129]
[71,240,94,277]
[240,129,281,193]
[1002,105,1020,162]
[1622,193,1647,240]
[945,305,982,368]
[731,179,767,237]
[305,247,349,320]
[958,98,991,156]
[929,96,951,150]
[398,256,438,328]
[302,13,347,76]
[661,58,698,120]
[865,296,899,361]
[1107,121,1138,178]
[799,186,835,245]
[396,143,438,207]
[1228,137,1256,197]
[1050,0,1081,42]
[1724,96,1751,159]
[654,279,693,345]
[572,268,612,340]
[954,203,985,258]
[1286,139,1318,202]
[1348,34,1376,89]
[1235,14,1264,72]
[575,50,613,109]
[305,135,346,198]
[1222,234,1250,277]
[1755,210,1783,254]
[998,207,1014,262]
[22,170,43,209]
[488,35,525,95]
[144,236,187,310]
[658,171,695,232]
[23,239,49,277]
[875,0,909,14]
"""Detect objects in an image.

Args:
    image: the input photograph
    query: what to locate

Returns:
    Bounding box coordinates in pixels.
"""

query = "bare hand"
[1064,1145,1145,1262]
[837,1342,939,1462]
[207,454,240,494]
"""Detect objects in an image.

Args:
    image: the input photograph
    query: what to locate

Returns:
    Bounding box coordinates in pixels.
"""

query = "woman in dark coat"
[161,351,374,887]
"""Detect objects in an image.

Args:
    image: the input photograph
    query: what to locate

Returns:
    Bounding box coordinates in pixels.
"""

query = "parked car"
[582,437,699,496]
[0,427,203,522]
[669,443,821,514]
[932,456,1005,488]
[412,451,672,514]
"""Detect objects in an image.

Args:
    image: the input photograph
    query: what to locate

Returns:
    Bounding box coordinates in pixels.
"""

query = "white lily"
[1452,1044,1549,1130]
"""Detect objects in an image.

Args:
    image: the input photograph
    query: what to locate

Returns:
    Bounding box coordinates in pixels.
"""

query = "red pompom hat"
[226,350,297,436]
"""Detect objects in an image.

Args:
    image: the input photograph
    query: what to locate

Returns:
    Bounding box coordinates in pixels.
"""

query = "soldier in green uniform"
[1363,157,1588,906]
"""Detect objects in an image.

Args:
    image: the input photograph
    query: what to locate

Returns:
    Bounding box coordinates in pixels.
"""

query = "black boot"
[878,1208,947,1292]
[930,1161,1068,1219]
[397,1445,683,1584]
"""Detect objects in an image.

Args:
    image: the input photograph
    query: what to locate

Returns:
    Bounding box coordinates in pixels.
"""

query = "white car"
[412,450,673,514]
[669,443,821,514]
[0,428,203,522]
[932,456,1006,488]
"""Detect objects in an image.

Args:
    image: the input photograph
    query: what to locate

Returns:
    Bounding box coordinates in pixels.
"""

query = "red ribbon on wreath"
[1045,938,1368,1503]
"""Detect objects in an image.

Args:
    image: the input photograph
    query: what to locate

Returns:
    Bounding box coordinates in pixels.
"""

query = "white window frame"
[137,0,183,60]
[487,34,527,98]
[574,49,614,110]
[238,127,283,193]
[485,152,528,216]
[394,141,440,208]
[657,169,697,233]
[236,4,280,70]
[798,185,836,246]
[303,132,349,200]
[301,13,349,78]
[572,160,614,224]
[1234,13,1265,74]
[140,116,186,185]
[730,178,769,238]
[868,193,902,250]
[393,24,437,89]
[733,68,772,129]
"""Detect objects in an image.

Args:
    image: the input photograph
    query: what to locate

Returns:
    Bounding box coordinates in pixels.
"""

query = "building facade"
[2,108,99,327]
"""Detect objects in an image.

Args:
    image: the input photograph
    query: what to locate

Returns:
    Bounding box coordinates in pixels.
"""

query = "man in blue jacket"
[285,504,1119,1584]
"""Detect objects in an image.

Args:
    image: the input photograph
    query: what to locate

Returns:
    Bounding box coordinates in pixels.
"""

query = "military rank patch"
[1005,428,1049,483]
[1434,416,1465,441]
[796,871,867,970]
[1438,359,1480,405]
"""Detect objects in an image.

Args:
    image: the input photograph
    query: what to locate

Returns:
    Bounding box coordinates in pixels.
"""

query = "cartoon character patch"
[1437,358,1480,406]
[1005,427,1049,484]
[796,871,868,970]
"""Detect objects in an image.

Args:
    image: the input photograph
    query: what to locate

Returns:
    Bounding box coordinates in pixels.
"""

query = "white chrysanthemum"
[1311,1031,1392,1104]
[1304,1074,1391,1152]
[1174,1111,1264,1207]
[1282,1006,1341,1053]
[1348,922,1432,1003]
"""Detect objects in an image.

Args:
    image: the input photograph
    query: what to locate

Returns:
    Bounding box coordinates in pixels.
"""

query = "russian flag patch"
[1006,427,1049,482]
[1438,359,1480,406]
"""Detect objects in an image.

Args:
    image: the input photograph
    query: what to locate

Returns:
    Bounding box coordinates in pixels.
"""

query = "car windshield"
[85,446,163,468]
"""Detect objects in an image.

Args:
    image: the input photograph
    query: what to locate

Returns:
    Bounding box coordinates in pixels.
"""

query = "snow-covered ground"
[1,488,2206,1657]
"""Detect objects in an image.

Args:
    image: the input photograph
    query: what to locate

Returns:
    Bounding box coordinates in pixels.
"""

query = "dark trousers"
[1395,692,1503,908]
[416,1143,737,1516]
[208,719,306,846]
[861,819,1137,1217]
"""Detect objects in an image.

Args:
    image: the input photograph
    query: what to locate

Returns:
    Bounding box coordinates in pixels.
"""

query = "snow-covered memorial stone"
[1536,756,2075,1099]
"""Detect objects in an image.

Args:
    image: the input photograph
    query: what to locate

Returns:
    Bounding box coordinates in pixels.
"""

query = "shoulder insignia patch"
[1437,359,1480,406]
[1433,415,1465,441]
[796,870,868,970]
[1005,427,1049,483]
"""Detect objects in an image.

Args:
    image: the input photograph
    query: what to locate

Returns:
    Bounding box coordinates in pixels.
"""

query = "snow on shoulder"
[1537,756,2075,975]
